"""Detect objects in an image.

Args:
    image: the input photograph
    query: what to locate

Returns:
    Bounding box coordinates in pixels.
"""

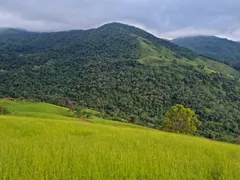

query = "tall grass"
[0,114,239,180]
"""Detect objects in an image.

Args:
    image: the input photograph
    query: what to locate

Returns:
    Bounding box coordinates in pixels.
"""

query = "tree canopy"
[162,104,201,135]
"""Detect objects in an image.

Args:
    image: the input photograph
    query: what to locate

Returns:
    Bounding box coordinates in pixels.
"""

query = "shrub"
[0,105,10,115]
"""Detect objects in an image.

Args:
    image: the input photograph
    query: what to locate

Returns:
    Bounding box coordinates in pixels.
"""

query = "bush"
[86,114,92,119]
[0,105,10,115]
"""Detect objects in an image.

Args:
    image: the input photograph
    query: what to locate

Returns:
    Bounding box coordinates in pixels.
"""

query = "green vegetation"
[0,100,74,120]
[0,100,240,179]
[0,105,9,115]
[139,38,240,76]
[162,104,202,135]
[138,38,177,66]
[195,58,240,76]
[0,23,240,143]
[172,36,240,70]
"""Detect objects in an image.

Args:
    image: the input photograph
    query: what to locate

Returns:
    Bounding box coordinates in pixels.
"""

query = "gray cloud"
[0,0,240,40]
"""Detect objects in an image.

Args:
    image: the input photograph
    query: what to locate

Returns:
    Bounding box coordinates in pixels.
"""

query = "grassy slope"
[0,100,74,120]
[0,100,240,179]
[138,38,240,76]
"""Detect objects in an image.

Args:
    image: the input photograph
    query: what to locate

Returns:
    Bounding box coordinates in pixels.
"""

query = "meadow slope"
[0,100,240,180]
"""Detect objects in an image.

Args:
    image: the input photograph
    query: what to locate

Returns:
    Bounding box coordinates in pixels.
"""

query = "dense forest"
[0,23,240,143]
[172,36,240,70]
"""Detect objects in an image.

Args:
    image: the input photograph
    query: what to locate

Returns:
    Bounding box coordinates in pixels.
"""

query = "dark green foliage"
[237,136,240,144]
[172,36,240,65]
[233,62,240,70]
[0,23,240,143]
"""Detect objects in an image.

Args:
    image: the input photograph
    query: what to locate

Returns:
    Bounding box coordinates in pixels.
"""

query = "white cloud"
[158,27,220,40]
[0,0,240,40]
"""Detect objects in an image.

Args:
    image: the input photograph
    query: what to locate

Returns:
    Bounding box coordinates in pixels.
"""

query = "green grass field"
[0,100,240,180]
[138,38,240,77]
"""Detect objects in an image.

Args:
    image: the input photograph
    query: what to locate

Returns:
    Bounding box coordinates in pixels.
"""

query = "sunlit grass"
[0,100,73,117]
[0,100,240,179]
[0,100,74,120]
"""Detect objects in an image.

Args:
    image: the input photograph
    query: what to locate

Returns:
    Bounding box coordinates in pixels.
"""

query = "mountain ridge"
[172,35,240,66]
[1,22,239,76]
[0,22,199,60]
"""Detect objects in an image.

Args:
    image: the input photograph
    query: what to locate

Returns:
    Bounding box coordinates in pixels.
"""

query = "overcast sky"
[0,0,240,40]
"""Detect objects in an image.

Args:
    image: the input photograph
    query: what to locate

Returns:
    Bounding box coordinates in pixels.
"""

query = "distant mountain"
[0,23,240,143]
[172,36,240,65]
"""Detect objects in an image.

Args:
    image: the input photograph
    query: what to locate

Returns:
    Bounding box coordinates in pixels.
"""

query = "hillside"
[0,23,240,143]
[0,99,74,120]
[0,100,240,179]
[172,36,240,69]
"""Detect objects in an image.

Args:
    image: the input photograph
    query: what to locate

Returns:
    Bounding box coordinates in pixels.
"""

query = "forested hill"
[0,23,240,143]
[172,36,240,70]
[0,23,197,63]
